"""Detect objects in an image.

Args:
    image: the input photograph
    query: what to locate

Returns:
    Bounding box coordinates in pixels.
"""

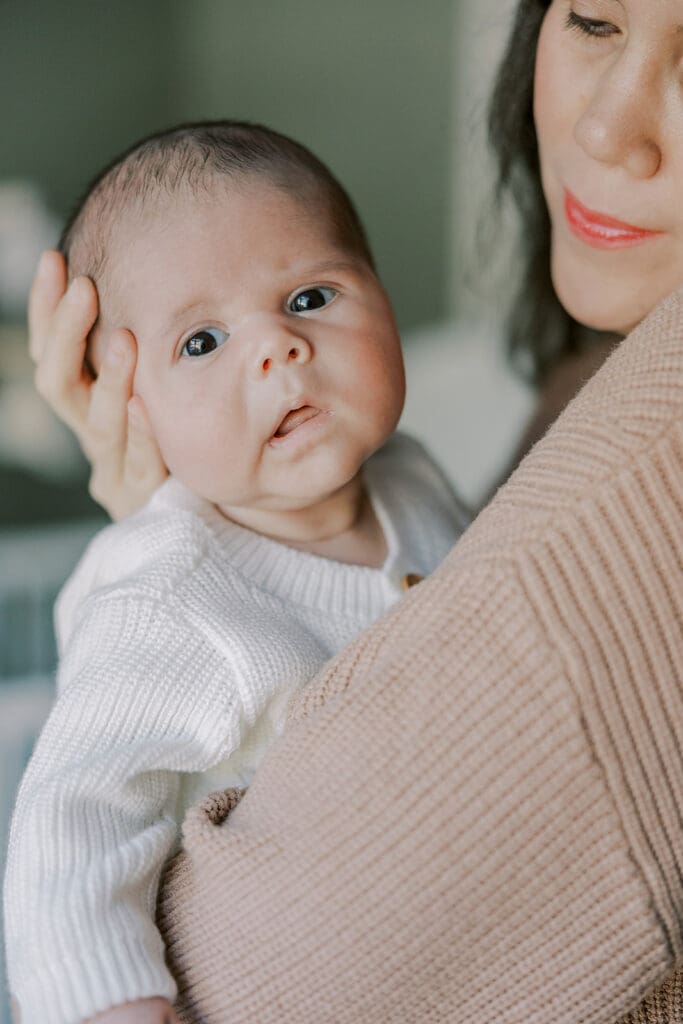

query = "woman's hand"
[29,250,167,520]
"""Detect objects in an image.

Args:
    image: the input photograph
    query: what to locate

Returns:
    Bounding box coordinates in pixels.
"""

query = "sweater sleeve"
[159,553,678,1024]
[157,291,683,1024]
[3,591,243,1024]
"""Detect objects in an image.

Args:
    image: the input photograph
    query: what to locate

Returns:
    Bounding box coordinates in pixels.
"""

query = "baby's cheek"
[156,419,249,504]
[136,386,197,476]
[134,373,252,502]
[360,343,405,420]
[151,411,206,481]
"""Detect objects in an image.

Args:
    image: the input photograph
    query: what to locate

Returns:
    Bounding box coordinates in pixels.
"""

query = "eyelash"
[565,10,617,39]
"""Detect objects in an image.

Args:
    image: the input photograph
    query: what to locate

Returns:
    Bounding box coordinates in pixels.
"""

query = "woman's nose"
[574,57,662,179]
[255,325,313,376]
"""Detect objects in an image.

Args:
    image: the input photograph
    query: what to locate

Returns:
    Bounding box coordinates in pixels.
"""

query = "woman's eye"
[182,327,229,358]
[565,10,618,39]
[288,286,338,314]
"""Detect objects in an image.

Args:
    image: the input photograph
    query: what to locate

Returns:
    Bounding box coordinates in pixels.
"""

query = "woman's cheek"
[533,5,576,189]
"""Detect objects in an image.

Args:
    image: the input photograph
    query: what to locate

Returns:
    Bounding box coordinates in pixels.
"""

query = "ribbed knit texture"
[622,972,683,1024]
[3,433,465,1024]
[157,290,683,1023]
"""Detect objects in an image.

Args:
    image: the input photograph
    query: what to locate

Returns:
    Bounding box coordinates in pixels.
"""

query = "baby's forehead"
[112,177,331,246]
[100,182,345,315]
[110,181,340,272]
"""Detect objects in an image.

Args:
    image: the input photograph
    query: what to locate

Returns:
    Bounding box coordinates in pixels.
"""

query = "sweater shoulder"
[65,483,213,592]
[55,481,217,651]
[368,431,471,529]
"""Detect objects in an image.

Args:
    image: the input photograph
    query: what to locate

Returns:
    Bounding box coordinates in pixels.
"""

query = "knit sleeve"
[3,592,243,1024]
[159,551,677,1024]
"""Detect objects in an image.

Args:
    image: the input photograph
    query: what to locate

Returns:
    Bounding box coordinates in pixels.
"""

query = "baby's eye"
[182,327,229,358]
[288,286,338,313]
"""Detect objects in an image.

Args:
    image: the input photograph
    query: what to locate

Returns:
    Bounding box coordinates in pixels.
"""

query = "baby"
[4,121,467,1024]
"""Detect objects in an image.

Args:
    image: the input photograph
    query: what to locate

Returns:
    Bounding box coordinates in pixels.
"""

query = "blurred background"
[0,1,530,1017]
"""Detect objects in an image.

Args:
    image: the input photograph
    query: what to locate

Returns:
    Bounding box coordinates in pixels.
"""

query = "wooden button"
[401,573,424,590]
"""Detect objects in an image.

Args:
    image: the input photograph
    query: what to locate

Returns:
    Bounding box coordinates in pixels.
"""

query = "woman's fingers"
[85,329,136,461]
[33,275,99,436]
[89,401,167,521]
[86,333,167,520]
[86,329,137,517]
[27,250,67,362]
[28,255,167,520]
[123,396,168,501]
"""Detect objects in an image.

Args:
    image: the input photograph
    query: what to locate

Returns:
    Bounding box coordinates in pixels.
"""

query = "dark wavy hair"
[489,0,598,382]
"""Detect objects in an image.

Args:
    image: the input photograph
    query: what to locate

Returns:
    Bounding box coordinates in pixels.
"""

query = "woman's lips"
[564,189,664,250]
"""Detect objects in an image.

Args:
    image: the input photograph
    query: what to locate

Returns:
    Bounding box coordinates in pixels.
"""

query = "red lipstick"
[564,189,663,250]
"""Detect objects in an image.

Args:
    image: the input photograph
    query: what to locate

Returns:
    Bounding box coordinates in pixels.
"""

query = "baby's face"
[94,184,405,518]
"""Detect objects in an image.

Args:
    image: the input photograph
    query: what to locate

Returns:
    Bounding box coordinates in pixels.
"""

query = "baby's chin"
[215,477,362,518]
[202,459,364,512]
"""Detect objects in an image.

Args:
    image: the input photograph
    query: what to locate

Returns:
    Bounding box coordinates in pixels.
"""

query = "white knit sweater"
[3,433,467,1024]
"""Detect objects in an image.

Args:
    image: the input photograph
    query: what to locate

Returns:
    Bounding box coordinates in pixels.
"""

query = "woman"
[26,1,683,1021]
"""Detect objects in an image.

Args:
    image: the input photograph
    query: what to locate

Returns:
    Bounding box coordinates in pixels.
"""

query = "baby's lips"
[273,405,320,438]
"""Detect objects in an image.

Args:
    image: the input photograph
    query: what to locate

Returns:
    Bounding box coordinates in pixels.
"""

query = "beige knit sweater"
[157,290,683,1024]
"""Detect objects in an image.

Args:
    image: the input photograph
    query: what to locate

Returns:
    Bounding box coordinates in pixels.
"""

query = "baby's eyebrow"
[297,258,361,277]
[157,299,213,338]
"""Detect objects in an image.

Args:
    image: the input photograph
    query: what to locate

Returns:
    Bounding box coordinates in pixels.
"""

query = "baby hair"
[59,120,375,294]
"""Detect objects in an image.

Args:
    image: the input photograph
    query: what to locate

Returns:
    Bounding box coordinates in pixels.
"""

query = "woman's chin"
[551,261,650,339]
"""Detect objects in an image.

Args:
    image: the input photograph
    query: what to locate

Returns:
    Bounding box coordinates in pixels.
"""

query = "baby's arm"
[4,591,241,1024]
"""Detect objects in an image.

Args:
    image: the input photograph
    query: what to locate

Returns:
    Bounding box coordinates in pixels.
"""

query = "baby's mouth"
[273,405,320,439]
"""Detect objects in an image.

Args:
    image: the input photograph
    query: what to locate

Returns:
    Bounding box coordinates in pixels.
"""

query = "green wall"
[1,1,176,214]
[1,0,454,329]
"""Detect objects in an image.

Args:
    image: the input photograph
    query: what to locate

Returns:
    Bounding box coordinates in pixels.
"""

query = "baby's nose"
[257,330,312,375]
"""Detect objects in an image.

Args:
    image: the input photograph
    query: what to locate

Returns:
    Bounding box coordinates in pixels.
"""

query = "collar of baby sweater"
[155,469,411,621]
